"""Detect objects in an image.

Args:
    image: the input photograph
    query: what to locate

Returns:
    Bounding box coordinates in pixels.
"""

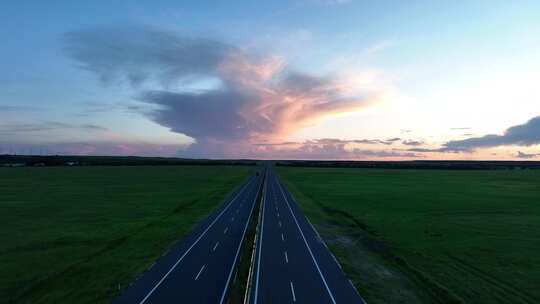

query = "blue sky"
[1,1,540,159]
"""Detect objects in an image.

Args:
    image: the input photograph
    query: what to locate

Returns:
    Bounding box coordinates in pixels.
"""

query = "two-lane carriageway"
[248,168,365,304]
[115,172,263,304]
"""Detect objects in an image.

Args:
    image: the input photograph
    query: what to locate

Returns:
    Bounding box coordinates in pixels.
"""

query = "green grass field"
[277,167,540,304]
[0,166,252,304]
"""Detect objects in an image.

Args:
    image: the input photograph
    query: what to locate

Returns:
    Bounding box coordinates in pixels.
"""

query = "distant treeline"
[0,155,259,167]
[276,160,540,170]
[4,156,539,169]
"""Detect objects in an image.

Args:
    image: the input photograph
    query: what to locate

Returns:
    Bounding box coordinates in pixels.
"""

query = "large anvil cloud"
[65,27,386,157]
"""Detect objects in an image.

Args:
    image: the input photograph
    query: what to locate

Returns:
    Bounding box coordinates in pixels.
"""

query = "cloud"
[80,124,108,131]
[0,105,42,112]
[0,122,108,134]
[402,139,424,146]
[251,138,422,160]
[364,40,394,55]
[195,138,421,160]
[256,138,403,147]
[405,147,445,153]
[0,141,184,157]
[443,116,540,151]
[72,101,156,119]
[66,26,389,158]
[142,89,250,140]
[64,27,234,87]
[515,151,540,159]
[352,139,392,145]
[320,138,401,145]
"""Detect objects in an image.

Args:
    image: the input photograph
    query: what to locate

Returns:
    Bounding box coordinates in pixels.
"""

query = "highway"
[248,167,365,304]
[114,172,263,304]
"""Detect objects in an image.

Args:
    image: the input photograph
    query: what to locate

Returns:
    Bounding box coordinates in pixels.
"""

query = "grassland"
[277,167,540,304]
[0,166,252,304]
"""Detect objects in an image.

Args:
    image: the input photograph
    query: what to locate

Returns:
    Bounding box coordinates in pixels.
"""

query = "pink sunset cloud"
[66,26,395,159]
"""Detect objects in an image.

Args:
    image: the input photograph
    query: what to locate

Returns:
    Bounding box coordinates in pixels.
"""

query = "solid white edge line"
[253,172,268,304]
[218,176,264,304]
[276,175,337,304]
[284,178,369,304]
[307,219,324,243]
[137,177,253,304]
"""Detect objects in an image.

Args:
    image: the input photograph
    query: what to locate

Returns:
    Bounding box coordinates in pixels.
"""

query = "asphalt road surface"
[248,168,365,304]
[114,172,263,304]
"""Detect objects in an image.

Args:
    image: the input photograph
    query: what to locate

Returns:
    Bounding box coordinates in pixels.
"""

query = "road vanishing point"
[115,165,365,304]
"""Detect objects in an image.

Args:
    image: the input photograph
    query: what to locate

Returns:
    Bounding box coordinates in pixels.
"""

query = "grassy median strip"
[277,167,540,304]
[0,166,253,304]
[226,173,264,304]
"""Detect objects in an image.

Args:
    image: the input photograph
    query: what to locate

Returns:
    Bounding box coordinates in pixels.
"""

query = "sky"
[1,0,540,159]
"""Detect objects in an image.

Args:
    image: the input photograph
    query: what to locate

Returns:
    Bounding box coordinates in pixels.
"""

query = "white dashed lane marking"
[194,265,206,281]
